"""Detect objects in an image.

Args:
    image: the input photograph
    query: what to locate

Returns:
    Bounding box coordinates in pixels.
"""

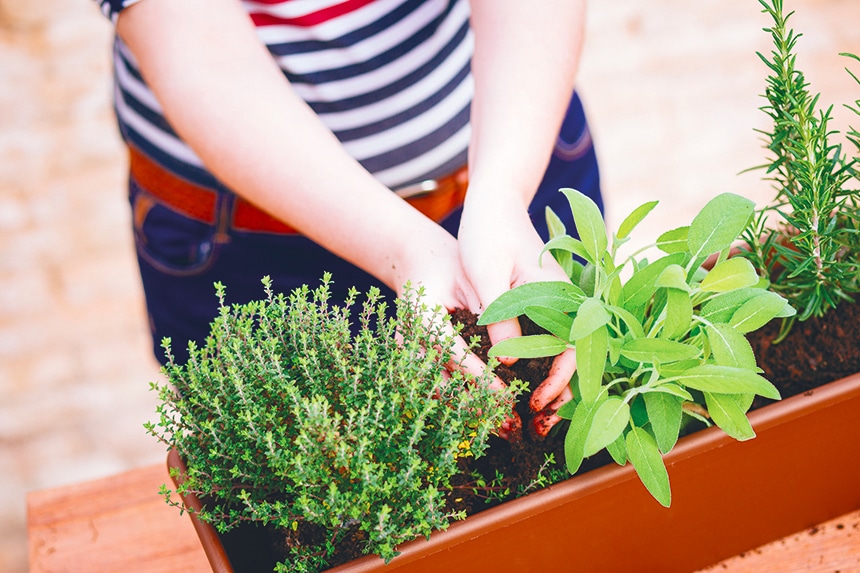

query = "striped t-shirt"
[97,0,473,191]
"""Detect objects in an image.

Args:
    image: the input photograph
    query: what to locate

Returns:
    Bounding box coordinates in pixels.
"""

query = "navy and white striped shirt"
[98,0,473,190]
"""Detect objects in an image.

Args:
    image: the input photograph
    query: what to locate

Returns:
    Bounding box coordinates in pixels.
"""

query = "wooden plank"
[27,462,211,573]
[697,508,860,572]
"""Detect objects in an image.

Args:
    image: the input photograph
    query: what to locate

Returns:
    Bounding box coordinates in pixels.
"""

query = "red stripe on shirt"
[249,0,377,27]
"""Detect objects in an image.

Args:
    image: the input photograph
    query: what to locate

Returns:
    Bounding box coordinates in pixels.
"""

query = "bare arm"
[116,0,467,303]
[460,0,587,428]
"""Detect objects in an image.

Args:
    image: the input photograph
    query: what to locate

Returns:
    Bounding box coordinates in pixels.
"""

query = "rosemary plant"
[742,0,860,338]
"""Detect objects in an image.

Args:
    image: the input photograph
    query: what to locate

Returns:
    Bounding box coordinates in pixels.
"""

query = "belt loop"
[214,190,234,244]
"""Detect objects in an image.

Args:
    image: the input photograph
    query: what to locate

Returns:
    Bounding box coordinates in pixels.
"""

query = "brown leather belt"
[128,146,468,235]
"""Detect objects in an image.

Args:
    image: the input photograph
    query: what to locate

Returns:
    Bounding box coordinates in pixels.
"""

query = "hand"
[458,191,577,436]
[390,220,522,439]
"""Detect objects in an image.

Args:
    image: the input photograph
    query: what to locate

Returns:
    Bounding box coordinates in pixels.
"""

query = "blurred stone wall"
[0,1,165,571]
[2,1,859,572]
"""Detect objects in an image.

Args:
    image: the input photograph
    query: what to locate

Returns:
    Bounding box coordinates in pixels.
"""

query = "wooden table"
[27,462,211,573]
[28,462,860,572]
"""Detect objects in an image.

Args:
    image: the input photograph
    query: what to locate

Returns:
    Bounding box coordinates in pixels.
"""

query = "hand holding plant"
[479,189,793,506]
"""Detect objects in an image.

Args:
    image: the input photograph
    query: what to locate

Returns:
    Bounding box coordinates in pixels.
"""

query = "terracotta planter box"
[171,371,860,573]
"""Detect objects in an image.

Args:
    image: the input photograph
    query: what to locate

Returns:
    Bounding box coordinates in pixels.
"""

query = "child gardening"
[95,0,603,435]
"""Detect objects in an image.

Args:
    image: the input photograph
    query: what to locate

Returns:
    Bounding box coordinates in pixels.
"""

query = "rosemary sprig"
[742,0,860,340]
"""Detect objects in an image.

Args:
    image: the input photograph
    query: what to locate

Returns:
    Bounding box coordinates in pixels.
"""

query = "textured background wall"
[2,1,859,571]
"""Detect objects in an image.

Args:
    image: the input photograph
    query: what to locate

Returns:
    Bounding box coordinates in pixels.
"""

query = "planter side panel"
[331,373,860,573]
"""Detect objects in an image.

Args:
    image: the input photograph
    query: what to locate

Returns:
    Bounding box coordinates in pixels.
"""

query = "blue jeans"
[130,92,603,365]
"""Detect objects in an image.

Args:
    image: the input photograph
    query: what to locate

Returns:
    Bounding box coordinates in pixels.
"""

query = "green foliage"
[480,190,792,507]
[145,275,521,573]
[741,0,860,336]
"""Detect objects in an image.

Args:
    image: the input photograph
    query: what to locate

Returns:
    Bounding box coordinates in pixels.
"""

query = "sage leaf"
[541,235,591,263]
[523,306,574,340]
[626,426,672,507]
[656,264,691,292]
[576,325,608,404]
[479,281,585,324]
[700,287,770,323]
[564,401,593,474]
[700,257,761,292]
[729,290,791,333]
[620,338,700,364]
[643,383,694,402]
[606,431,628,465]
[546,206,567,239]
[643,392,683,453]
[661,288,693,339]
[569,297,612,340]
[675,364,780,399]
[622,252,687,309]
[704,392,756,441]
[617,200,659,240]
[688,193,755,261]
[584,397,631,457]
[705,323,757,368]
[560,188,607,265]
[605,305,646,338]
[657,226,690,254]
[488,334,567,359]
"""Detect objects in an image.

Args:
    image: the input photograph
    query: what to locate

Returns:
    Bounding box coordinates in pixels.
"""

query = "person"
[94,0,603,436]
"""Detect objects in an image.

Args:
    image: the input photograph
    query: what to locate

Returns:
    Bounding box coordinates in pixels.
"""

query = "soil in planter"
[746,299,860,409]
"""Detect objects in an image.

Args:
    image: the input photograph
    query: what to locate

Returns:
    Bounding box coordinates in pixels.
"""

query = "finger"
[448,333,507,391]
[484,318,522,366]
[532,408,562,437]
[529,348,577,413]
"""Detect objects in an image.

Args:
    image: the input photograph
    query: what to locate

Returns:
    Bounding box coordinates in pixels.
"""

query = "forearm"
[465,0,586,209]
[116,0,439,293]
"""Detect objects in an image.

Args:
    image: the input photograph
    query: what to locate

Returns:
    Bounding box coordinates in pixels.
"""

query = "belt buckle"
[393,178,440,199]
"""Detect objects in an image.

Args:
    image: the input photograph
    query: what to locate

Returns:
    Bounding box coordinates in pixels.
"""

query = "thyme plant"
[480,190,792,507]
[742,0,860,336]
[146,276,521,573]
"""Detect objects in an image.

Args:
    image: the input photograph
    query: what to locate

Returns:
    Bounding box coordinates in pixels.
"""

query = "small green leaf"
[688,193,755,261]
[661,288,693,339]
[560,188,608,265]
[656,264,691,292]
[605,305,646,338]
[569,297,612,340]
[642,383,694,402]
[704,392,756,441]
[488,335,567,359]
[546,205,567,240]
[564,401,593,473]
[617,200,659,240]
[622,253,687,309]
[576,325,608,404]
[606,431,628,465]
[643,392,683,453]
[584,397,631,457]
[626,426,672,507]
[523,306,574,340]
[705,323,757,369]
[674,364,780,399]
[620,338,700,364]
[656,226,690,254]
[699,257,761,292]
[480,281,585,324]
[700,288,770,323]
[541,235,591,263]
[730,291,792,333]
